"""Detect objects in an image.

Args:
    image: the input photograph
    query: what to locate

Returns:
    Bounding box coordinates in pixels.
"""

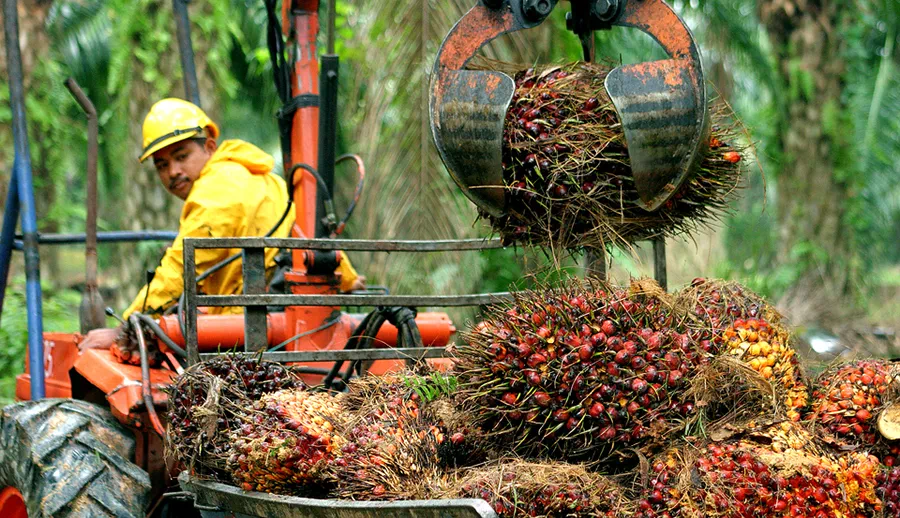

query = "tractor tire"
[0,399,152,517]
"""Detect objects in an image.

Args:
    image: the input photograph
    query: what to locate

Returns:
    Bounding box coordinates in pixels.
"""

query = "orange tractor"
[0,0,706,516]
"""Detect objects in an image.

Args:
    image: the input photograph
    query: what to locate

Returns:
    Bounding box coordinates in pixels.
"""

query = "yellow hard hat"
[139,98,220,162]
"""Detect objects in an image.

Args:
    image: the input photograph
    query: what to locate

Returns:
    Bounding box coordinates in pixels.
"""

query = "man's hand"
[346,275,367,293]
[78,327,121,351]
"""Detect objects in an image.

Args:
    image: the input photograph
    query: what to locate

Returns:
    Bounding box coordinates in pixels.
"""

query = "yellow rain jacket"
[123,140,359,318]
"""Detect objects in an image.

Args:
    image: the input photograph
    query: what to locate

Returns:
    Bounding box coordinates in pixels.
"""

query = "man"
[81,98,362,349]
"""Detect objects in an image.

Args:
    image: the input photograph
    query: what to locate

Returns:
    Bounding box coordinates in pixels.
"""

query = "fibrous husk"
[808,358,900,450]
[441,459,633,517]
[472,59,746,252]
[635,422,881,518]
[228,389,346,495]
[457,277,710,460]
[166,355,306,479]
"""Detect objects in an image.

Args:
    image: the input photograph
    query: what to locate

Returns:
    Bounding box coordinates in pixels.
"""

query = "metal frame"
[182,236,513,365]
[179,473,498,518]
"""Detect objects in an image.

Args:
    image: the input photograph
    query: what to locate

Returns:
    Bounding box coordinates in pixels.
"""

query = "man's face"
[152,138,216,200]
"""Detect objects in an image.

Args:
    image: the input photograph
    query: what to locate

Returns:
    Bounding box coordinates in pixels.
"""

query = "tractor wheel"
[0,399,151,517]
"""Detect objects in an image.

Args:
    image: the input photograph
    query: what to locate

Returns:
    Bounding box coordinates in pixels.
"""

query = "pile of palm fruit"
[472,60,746,250]
[167,278,900,516]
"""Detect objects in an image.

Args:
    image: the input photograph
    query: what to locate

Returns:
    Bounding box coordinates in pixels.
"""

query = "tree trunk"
[758,0,854,321]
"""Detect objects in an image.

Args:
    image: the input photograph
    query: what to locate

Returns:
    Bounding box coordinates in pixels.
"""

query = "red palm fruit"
[458,278,708,459]
[809,359,898,448]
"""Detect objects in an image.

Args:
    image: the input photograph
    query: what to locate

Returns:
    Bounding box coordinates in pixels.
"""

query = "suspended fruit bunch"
[809,359,899,448]
[325,374,445,501]
[638,423,881,518]
[723,318,809,421]
[878,466,900,517]
[228,389,346,494]
[476,60,745,250]
[167,356,306,478]
[443,460,633,517]
[457,278,709,459]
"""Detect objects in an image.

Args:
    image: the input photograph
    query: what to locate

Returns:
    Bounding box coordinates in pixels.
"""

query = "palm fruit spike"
[444,459,633,517]
[722,318,809,421]
[457,278,706,459]
[475,60,744,251]
[640,422,880,518]
[229,389,346,495]
[167,356,306,478]
[879,466,900,517]
[809,358,899,448]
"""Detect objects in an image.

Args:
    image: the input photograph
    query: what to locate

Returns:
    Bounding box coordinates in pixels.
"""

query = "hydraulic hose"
[129,314,166,437]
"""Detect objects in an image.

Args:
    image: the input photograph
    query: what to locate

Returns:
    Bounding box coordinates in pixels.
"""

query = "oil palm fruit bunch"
[344,372,490,469]
[325,374,454,500]
[809,359,899,448]
[228,389,346,495]
[676,278,782,349]
[167,356,306,478]
[634,449,687,518]
[878,466,900,517]
[458,278,707,459]
[722,318,809,421]
[444,460,632,517]
[638,422,880,518]
[477,60,744,250]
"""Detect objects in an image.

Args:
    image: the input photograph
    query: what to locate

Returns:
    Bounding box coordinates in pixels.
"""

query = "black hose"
[136,312,187,358]
[129,315,166,436]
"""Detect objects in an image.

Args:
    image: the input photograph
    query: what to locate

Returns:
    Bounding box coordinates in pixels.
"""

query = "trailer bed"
[179,473,498,518]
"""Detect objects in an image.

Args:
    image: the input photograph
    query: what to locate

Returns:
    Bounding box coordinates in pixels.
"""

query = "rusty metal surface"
[605,0,708,211]
[180,474,498,518]
[242,248,268,351]
[184,239,200,365]
[197,292,511,308]
[200,346,450,363]
[429,1,554,218]
[186,236,504,252]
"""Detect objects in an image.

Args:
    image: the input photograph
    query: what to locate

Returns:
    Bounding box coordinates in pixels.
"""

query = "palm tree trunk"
[758,1,854,309]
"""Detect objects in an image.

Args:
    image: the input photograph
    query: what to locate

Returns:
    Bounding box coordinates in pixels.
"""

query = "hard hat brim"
[139,129,202,162]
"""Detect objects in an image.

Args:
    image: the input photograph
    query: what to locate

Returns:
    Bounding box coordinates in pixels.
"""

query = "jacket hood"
[202,139,275,176]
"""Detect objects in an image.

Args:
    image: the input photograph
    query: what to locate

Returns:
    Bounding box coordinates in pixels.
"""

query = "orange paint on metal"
[156,313,289,351]
[438,6,515,70]
[15,332,81,401]
[621,0,692,59]
[74,349,174,418]
[0,487,26,518]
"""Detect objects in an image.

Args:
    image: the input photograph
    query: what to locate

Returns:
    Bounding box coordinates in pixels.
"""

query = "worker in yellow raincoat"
[80,98,361,349]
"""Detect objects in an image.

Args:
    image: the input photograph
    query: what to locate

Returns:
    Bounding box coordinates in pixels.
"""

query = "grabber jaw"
[429,1,557,218]
[604,0,709,211]
[429,0,708,217]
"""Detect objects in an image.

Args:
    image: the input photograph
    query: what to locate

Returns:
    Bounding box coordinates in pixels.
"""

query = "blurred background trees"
[1,0,898,391]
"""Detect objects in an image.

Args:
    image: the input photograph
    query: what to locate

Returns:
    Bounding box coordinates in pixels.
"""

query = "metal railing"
[182,236,513,366]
